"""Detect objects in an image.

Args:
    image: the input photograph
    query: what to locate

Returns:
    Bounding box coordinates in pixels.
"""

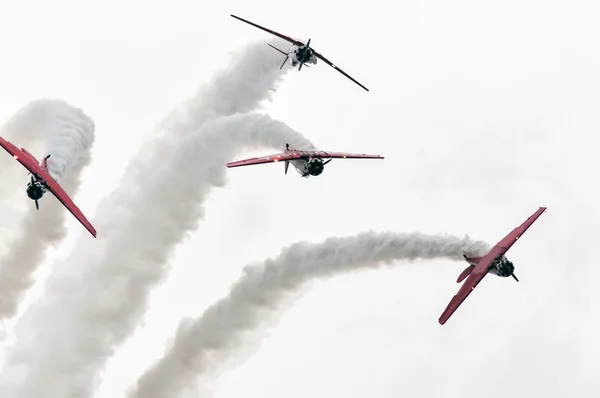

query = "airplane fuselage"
[462,254,517,281]
[290,156,325,177]
[290,45,318,68]
[25,154,51,204]
[26,178,47,201]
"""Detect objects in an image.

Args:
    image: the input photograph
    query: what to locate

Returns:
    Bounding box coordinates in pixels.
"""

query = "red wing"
[312,150,384,160]
[0,137,97,238]
[438,268,489,325]
[0,137,41,176]
[313,52,369,92]
[439,207,547,324]
[492,206,547,251]
[226,151,303,168]
[230,15,305,47]
[472,207,546,274]
[40,173,97,238]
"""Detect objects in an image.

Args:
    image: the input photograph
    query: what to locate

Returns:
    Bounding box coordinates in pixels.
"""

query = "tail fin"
[267,44,290,70]
[284,143,290,174]
[462,252,483,265]
[40,154,51,171]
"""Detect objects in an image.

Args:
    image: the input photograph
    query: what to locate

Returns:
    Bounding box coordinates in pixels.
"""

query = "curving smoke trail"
[118,37,292,211]
[0,99,83,245]
[3,112,314,398]
[0,38,294,397]
[128,232,490,398]
[0,99,95,322]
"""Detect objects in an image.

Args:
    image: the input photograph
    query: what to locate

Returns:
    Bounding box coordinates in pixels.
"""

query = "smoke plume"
[0,99,95,322]
[3,112,313,398]
[118,38,292,208]
[128,232,490,398]
[0,99,90,245]
[0,38,294,397]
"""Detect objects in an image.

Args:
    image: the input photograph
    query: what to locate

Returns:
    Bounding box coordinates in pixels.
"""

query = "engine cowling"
[306,157,324,176]
[26,180,46,200]
[493,257,515,277]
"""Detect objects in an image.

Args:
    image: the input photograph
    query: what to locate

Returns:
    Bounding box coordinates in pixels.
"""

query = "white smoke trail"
[0,99,95,322]
[119,38,293,208]
[3,113,314,398]
[0,99,84,245]
[0,38,293,396]
[127,232,490,398]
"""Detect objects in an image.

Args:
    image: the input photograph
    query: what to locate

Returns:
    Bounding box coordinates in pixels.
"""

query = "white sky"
[1,0,599,397]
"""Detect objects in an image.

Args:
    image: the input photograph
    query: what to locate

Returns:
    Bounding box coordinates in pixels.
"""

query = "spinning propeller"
[31,176,39,210]
[268,38,313,70]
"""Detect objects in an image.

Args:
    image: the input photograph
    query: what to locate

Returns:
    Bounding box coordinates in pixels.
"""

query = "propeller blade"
[279,55,289,70]
[323,159,332,165]
[511,273,519,282]
[298,61,304,71]
[306,38,311,48]
[31,175,35,184]
[35,199,39,210]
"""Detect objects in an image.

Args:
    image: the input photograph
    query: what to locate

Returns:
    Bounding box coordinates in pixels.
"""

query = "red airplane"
[439,206,547,325]
[230,14,370,92]
[226,143,384,177]
[0,136,97,238]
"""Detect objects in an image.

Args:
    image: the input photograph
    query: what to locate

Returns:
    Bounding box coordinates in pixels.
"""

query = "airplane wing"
[226,151,302,168]
[313,51,369,92]
[0,137,42,176]
[438,268,489,325]
[312,150,384,160]
[38,171,97,238]
[0,137,97,238]
[230,15,305,47]
[227,150,384,168]
[438,207,547,325]
[472,206,547,274]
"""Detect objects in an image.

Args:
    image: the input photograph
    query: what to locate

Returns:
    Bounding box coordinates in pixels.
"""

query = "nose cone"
[26,182,44,200]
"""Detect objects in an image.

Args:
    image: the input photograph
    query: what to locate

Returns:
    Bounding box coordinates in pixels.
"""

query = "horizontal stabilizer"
[457,265,475,283]
[267,44,289,55]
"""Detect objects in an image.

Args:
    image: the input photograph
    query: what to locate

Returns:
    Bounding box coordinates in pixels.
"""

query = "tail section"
[284,143,290,174]
[40,154,51,172]
[462,253,483,265]
[457,265,475,283]
[267,44,290,70]
[457,252,483,283]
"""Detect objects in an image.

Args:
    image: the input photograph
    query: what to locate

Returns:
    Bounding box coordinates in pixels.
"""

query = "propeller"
[511,273,519,282]
[279,54,290,70]
[323,159,332,165]
[30,176,40,210]
[298,39,311,71]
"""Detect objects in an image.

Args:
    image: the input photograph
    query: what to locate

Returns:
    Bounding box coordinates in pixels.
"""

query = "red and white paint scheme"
[439,207,547,325]
[0,136,97,238]
[227,143,384,178]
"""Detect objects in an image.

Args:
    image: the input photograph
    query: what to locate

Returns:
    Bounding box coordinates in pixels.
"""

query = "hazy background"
[0,0,598,397]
